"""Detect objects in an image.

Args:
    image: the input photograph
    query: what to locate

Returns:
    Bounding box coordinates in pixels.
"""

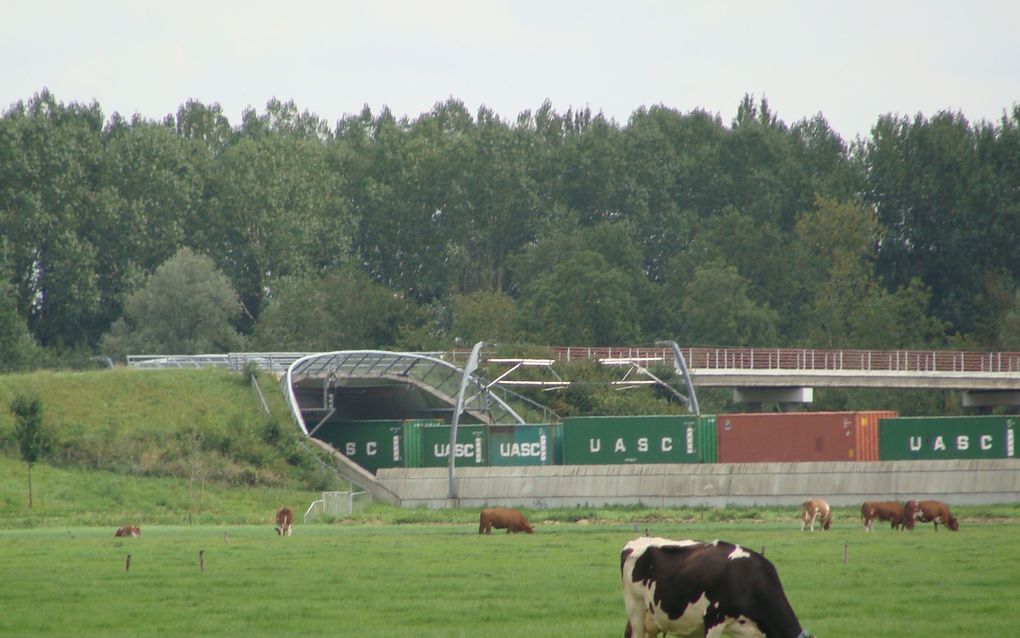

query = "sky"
[2,1,1018,141]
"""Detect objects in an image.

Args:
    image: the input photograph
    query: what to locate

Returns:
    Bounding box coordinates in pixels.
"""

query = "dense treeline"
[2,89,1019,370]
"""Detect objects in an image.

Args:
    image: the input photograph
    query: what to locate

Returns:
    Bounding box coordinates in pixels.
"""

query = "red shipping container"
[716,411,897,463]
[854,411,896,461]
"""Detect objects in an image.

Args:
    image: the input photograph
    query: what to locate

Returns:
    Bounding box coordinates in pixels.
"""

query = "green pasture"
[2,519,1018,637]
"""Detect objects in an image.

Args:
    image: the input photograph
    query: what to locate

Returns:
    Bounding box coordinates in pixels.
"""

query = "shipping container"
[562,415,717,464]
[715,411,896,463]
[403,421,488,468]
[312,420,404,473]
[878,415,1018,460]
[487,424,563,466]
[853,411,896,461]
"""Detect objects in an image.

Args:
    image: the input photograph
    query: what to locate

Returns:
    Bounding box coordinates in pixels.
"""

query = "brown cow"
[275,506,294,536]
[861,501,907,531]
[914,500,959,531]
[902,500,921,530]
[114,525,141,538]
[479,507,533,534]
[800,498,831,531]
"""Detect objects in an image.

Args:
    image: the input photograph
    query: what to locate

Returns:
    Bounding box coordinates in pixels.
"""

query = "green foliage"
[449,290,520,345]
[100,248,245,358]
[8,393,49,507]
[519,251,641,345]
[252,268,407,351]
[3,90,1020,356]
[0,280,40,371]
[680,261,779,346]
[10,394,48,465]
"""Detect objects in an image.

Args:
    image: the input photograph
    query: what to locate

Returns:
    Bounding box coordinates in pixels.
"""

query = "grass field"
[2,518,1018,637]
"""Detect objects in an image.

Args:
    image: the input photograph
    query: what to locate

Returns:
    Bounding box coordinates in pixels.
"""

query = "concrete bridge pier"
[732,387,814,411]
[963,390,1020,413]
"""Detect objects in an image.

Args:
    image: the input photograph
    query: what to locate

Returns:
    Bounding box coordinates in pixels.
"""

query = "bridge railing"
[547,347,1020,374]
[127,348,1020,376]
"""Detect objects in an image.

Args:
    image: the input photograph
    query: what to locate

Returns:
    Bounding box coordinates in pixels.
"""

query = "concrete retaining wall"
[376,460,1020,509]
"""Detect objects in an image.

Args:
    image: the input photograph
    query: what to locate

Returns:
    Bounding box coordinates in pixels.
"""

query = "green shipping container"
[563,415,717,464]
[313,420,404,473]
[405,421,488,468]
[879,415,1018,460]
[487,424,563,466]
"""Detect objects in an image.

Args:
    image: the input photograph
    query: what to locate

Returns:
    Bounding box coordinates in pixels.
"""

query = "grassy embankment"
[2,367,1020,529]
[0,367,335,527]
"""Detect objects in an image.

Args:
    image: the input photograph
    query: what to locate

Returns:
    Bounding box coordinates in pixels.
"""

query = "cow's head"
[947,515,960,531]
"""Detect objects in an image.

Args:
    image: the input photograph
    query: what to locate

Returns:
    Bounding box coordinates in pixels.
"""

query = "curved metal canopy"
[284,350,533,436]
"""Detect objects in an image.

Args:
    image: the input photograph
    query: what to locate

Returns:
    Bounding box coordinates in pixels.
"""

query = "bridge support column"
[962,390,1020,411]
[733,387,813,411]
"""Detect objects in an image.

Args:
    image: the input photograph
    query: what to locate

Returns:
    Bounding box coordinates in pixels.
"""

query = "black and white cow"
[621,537,814,638]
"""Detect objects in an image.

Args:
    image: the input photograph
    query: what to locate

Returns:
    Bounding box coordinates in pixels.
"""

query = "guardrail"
[130,348,1020,376]
[550,347,1020,374]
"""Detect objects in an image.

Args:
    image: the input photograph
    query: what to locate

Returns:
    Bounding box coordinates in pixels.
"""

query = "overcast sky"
[3,1,1018,141]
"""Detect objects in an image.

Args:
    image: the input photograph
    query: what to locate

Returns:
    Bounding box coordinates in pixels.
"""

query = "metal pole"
[657,340,700,416]
[447,341,486,502]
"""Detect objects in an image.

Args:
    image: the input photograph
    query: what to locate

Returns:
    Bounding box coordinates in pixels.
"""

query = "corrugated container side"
[854,411,897,461]
[716,412,866,463]
[488,424,563,466]
[313,420,404,473]
[409,422,488,468]
[696,415,718,463]
[878,415,1018,460]
[563,415,710,464]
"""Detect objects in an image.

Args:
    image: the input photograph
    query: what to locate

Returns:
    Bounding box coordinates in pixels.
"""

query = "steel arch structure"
[284,350,548,436]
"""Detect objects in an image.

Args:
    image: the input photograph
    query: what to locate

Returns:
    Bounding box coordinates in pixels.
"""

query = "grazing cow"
[478,507,533,534]
[800,499,832,531]
[275,506,293,536]
[901,500,921,530]
[860,501,907,531]
[621,537,813,638]
[114,525,141,538]
[915,500,959,531]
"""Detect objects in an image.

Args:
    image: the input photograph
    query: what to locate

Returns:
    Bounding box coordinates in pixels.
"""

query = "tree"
[0,279,39,371]
[10,394,49,508]
[99,248,245,358]
[449,291,519,345]
[0,90,106,348]
[847,278,946,348]
[865,110,1019,335]
[679,262,778,346]
[251,268,407,351]
[197,130,353,330]
[792,197,884,346]
[518,251,640,345]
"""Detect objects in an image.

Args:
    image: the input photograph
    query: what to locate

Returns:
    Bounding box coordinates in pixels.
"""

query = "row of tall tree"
[1,89,1019,369]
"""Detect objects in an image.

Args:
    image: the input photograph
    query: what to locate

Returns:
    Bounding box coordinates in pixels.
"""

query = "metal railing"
[548,346,1020,374]
[127,353,306,374]
[129,348,1020,375]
